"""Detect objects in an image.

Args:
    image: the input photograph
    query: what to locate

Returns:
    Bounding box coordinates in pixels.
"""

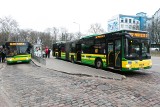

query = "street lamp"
[73,22,80,33]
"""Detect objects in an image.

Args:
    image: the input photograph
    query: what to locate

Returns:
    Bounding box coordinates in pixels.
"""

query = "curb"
[31,59,125,80]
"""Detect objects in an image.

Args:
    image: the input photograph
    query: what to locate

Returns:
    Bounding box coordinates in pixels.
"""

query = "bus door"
[107,39,121,69]
[76,44,81,62]
[114,39,121,69]
[58,45,61,58]
[107,41,114,67]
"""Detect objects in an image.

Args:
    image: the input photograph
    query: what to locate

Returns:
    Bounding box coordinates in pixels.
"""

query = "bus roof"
[107,30,148,34]
[80,34,101,39]
[81,30,148,39]
[5,41,29,43]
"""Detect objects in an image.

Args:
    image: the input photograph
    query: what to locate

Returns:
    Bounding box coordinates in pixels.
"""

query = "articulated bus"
[5,42,32,64]
[52,30,152,71]
[52,41,66,59]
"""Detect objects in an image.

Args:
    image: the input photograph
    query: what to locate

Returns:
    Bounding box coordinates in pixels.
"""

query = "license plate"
[139,64,144,70]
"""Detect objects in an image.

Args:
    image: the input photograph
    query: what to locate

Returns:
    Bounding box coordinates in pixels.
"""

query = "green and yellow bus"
[53,30,152,71]
[5,42,32,64]
[52,41,66,59]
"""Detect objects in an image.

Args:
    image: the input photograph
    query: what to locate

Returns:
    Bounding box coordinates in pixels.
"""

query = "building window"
[121,24,124,28]
[133,20,135,24]
[125,25,128,28]
[129,19,132,23]
[125,18,128,23]
[133,25,135,30]
[136,21,139,24]
[121,19,124,23]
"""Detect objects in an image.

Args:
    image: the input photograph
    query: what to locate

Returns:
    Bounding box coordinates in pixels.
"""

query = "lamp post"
[73,22,80,34]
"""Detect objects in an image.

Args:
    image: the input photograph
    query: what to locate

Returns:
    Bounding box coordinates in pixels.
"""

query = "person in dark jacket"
[1,48,6,63]
[48,49,51,58]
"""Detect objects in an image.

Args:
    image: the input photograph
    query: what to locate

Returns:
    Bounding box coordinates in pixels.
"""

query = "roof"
[107,30,148,34]
[80,34,101,39]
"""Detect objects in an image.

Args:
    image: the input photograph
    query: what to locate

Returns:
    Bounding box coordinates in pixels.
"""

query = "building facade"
[108,12,148,32]
[151,8,160,44]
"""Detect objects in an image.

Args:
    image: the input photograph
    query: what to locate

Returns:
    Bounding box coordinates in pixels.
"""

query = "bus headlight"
[125,61,132,68]
[9,58,12,61]
[150,62,152,66]
[126,64,131,68]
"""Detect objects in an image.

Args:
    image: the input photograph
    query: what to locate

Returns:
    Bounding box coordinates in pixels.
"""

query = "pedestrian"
[1,48,6,63]
[48,49,51,58]
[45,47,49,58]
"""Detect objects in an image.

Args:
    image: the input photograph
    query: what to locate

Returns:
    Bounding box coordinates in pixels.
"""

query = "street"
[150,56,160,72]
[0,56,160,107]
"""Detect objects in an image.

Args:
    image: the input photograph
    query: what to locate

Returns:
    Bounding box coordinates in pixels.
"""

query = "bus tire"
[95,58,103,69]
[71,56,74,63]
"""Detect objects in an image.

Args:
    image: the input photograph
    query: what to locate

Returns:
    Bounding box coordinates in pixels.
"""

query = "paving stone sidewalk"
[31,56,126,80]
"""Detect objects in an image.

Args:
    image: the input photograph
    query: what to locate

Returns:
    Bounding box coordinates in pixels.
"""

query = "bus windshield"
[125,38,150,60]
[6,43,30,56]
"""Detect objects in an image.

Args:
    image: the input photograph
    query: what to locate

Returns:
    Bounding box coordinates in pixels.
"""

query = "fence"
[31,54,46,65]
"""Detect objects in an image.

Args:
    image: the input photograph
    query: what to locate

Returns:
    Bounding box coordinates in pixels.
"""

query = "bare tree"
[0,16,19,45]
[9,29,30,42]
[59,28,70,41]
[38,32,52,48]
[45,27,59,43]
[29,30,39,44]
[147,17,160,44]
[88,23,105,34]
[74,32,82,40]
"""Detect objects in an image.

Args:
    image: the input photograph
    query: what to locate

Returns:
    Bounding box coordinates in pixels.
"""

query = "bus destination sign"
[95,35,105,39]
[10,43,26,45]
[129,33,148,38]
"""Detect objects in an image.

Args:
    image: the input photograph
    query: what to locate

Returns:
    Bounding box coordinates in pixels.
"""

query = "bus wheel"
[71,56,74,63]
[95,59,102,69]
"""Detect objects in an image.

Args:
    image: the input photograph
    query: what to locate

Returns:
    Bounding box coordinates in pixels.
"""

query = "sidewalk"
[0,63,12,107]
[32,56,125,80]
[0,63,3,70]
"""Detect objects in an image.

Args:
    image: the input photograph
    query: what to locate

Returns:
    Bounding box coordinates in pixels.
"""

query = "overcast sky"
[0,0,159,34]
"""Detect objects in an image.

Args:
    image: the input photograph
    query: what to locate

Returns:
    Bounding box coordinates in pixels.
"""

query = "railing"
[31,54,46,65]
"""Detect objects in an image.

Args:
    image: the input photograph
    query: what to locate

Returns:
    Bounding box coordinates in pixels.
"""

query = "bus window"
[125,39,140,60]
[125,38,150,60]
[81,39,94,54]
[142,40,150,58]
[115,40,121,51]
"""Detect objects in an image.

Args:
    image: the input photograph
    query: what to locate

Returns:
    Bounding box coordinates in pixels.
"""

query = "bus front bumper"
[6,58,31,64]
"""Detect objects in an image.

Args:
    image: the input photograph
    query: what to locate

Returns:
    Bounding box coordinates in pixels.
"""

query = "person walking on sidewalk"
[48,49,51,58]
[1,48,6,63]
[45,47,49,58]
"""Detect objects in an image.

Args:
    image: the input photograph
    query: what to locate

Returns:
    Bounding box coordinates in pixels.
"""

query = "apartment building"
[108,12,148,32]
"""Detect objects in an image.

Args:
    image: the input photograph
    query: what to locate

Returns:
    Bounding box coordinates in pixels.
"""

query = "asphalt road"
[150,56,160,72]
